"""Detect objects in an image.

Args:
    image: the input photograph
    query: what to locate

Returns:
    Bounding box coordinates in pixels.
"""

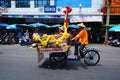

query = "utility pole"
[104,0,111,45]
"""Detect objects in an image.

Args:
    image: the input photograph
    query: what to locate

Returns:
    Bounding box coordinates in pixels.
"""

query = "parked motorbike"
[19,35,26,46]
[108,38,120,47]
[2,33,16,45]
[112,39,120,47]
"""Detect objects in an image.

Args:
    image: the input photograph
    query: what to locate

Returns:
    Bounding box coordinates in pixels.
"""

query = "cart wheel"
[49,52,67,68]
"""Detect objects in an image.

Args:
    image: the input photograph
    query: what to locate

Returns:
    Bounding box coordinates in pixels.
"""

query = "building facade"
[0,0,104,43]
[0,0,104,24]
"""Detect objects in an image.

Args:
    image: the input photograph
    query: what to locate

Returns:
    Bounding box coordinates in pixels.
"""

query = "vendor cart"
[34,6,100,68]
[36,41,101,68]
[36,42,68,68]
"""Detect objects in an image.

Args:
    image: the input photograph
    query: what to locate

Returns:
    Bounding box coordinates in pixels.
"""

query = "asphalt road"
[0,44,120,80]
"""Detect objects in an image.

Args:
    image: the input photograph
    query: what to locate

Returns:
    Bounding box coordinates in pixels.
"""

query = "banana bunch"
[33,23,70,48]
[41,34,50,47]
[59,32,70,40]
[33,34,48,47]
[49,35,56,41]
[65,45,70,51]
[55,39,62,46]
[41,34,47,41]
[41,41,48,48]
[33,35,42,43]
[59,24,70,40]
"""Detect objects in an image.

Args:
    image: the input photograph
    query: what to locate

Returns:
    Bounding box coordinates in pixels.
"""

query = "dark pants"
[26,39,29,46]
[74,42,85,58]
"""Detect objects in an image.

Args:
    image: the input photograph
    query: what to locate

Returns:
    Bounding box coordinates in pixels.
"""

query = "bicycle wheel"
[49,52,67,68]
[84,50,100,66]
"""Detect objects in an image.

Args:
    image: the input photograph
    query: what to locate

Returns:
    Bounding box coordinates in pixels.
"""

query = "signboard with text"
[105,0,120,6]
[70,15,103,23]
[44,6,56,13]
[101,0,120,15]
[101,6,120,15]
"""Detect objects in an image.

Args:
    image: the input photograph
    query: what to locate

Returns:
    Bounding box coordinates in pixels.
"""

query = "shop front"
[1,12,104,43]
[101,0,120,44]
[1,0,104,43]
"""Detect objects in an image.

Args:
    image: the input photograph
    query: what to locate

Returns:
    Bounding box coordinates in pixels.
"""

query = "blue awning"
[69,24,79,28]
[0,23,9,27]
[28,22,49,28]
[109,24,120,32]
[6,24,17,29]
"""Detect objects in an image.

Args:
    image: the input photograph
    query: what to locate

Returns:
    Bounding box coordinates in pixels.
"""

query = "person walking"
[72,23,88,62]
[24,29,30,46]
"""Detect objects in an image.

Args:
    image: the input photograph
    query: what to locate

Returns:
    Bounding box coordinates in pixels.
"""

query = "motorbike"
[19,35,26,46]
[2,33,16,45]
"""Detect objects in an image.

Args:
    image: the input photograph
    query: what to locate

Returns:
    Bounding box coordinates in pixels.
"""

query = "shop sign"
[101,6,120,15]
[39,48,65,53]
[25,18,64,23]
[101,0,120,15]
[70,15,103,23]
[44,6,56,13]
[105,0,120,6]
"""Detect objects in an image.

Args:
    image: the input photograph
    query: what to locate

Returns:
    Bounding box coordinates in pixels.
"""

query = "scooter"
[19,36,26,46]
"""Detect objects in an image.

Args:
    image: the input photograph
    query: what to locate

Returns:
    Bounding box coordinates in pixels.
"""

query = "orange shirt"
[72,29,88,45]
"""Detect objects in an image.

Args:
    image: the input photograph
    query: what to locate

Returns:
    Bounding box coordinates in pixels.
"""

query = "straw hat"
[77,23,86,28]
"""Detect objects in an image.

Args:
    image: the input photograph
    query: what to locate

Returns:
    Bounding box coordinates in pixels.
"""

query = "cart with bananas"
[33,6,72,68]
[33,29,71,68]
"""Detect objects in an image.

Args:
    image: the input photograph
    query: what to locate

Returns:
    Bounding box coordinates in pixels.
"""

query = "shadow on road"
[38,58,102,70]
[0,52,3,54]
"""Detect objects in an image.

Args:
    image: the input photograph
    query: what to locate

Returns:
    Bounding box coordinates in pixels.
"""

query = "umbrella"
[46,24,61,28]
[28,22,49,28]
[6,24,17,29]
[69,24,79,28]
[45,25,52,28]
[51,24,62,28]
[109,24,120,32]
[16,24,31,29]
[17,24,29,27]
[0,23,9,27]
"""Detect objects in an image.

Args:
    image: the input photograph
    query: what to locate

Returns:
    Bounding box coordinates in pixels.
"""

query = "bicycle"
[49,43,100,68]
[79,46,100,66]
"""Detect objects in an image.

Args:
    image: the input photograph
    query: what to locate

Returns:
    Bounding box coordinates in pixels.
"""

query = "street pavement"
[0,44,120,80]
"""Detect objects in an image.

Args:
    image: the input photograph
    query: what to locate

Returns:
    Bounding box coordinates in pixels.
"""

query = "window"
[35,0,50,8]
[15,0,30,8]
[0,0,11,8]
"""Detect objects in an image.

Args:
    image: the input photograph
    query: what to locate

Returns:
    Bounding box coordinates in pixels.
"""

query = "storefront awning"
[1,13,103,23]
[70,15,103,23]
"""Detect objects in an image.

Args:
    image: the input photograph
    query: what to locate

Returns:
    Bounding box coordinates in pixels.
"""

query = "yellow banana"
[33,35,42,43]
[41,41,47,47]
[65,45,70,51]
[33,22,71,48]
[55,40,62,45]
